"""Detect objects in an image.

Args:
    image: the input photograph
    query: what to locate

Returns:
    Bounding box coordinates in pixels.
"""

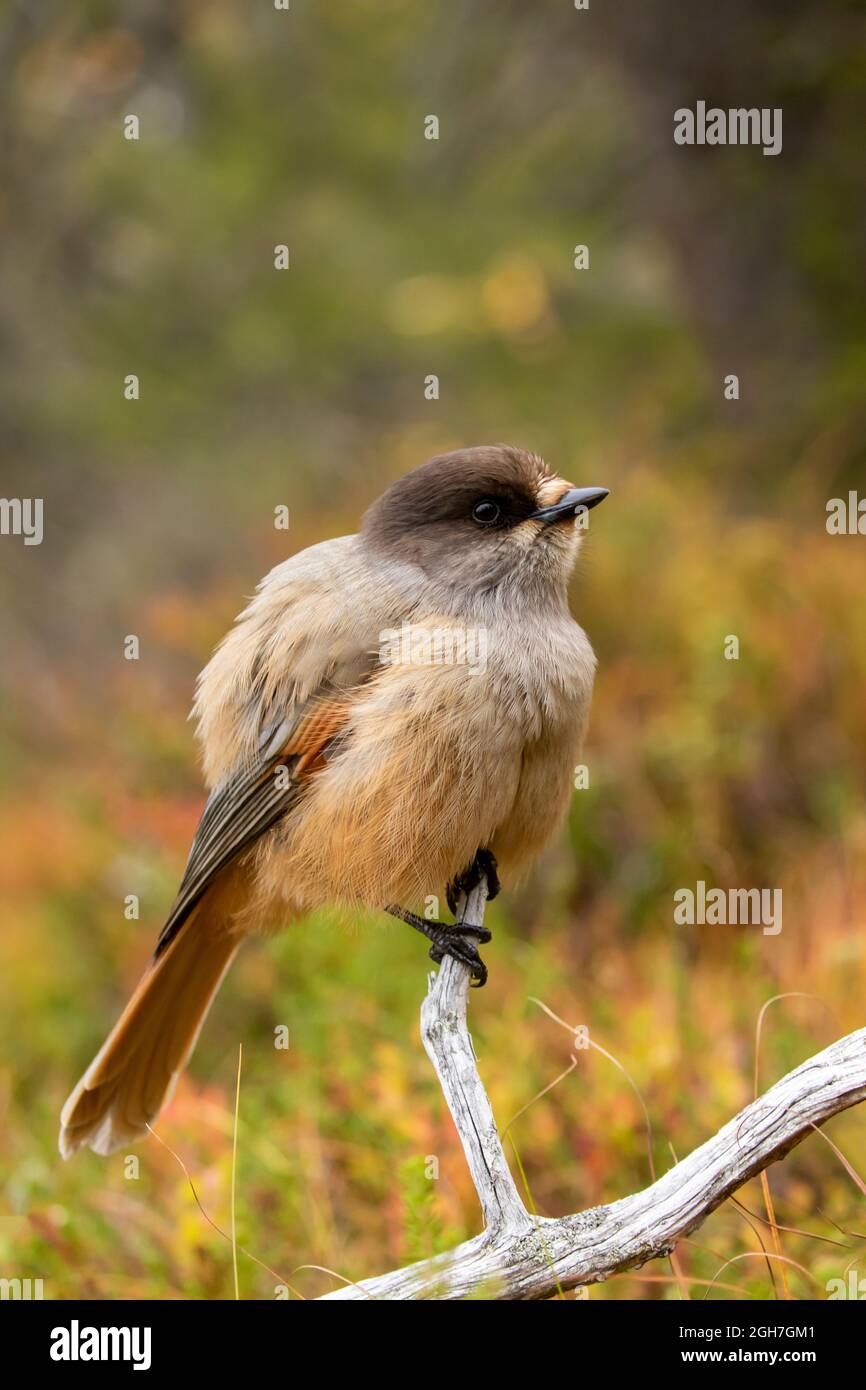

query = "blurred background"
[1,0,865,1300]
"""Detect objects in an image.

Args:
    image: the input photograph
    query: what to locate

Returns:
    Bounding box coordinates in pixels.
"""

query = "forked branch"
[321,881,866,1300]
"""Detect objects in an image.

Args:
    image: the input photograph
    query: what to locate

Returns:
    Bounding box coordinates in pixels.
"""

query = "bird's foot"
[428,922,490,988]
[446,847,500,917]
[385,905,491,988]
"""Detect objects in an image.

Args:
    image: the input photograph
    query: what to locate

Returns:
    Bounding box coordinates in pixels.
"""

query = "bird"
[59,445,607,1158]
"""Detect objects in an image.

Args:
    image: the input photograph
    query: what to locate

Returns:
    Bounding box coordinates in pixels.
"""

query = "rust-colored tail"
[59,905,238,1158]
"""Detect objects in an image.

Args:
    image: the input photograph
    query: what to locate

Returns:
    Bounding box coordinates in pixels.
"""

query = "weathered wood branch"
[321,881,866,1300]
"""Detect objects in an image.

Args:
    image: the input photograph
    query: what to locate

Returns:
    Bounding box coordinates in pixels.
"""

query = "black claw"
[430,921,491,948]
[428,928,488,988]
[446,848,501,915]
[384,907,491,987]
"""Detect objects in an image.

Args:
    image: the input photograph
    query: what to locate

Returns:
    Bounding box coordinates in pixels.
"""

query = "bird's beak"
[529,486,609,524]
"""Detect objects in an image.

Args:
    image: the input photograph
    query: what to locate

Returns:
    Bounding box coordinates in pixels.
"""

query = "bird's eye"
[472,498,501,526]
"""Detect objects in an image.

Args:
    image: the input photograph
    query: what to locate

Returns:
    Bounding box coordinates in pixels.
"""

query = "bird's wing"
[153,533,409,956]
[154,691,352,957]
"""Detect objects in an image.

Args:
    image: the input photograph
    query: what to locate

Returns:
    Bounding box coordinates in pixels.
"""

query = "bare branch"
[418,879,531,1238]
[320,885,866,1300]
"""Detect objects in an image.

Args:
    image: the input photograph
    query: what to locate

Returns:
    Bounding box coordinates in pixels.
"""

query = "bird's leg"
[385,904,492,988]
[446,847,500,917]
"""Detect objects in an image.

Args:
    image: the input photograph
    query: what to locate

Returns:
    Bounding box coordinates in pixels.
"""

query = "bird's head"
[361,445,608,602]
